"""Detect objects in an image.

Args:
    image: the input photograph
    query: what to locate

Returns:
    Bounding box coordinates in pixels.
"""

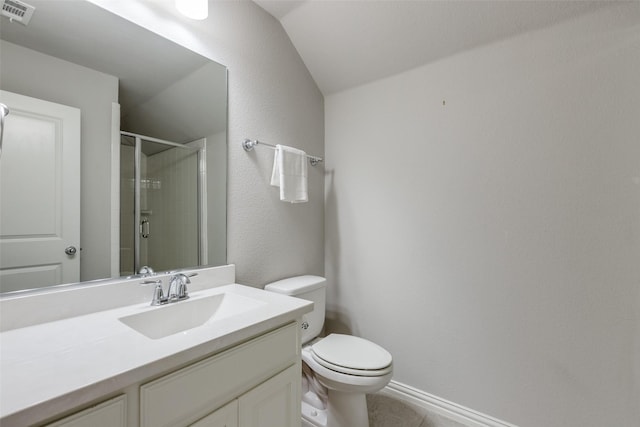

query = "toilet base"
[301,390,370,427]
[302,400,327,426]
[327,389,369,427]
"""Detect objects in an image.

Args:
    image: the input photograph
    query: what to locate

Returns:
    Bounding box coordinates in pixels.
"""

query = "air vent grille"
[1,0,35,26]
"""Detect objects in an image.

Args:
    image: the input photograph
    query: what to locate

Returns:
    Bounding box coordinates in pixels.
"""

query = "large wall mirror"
[0,0,227,294]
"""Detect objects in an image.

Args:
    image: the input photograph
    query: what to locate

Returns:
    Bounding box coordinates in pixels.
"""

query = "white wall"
[325,5,639,427]
[91,0,325,285]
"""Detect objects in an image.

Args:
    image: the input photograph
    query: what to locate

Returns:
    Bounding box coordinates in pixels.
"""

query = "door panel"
[238,365,300,427]
[0,90,81,292]
[190,400,238,427]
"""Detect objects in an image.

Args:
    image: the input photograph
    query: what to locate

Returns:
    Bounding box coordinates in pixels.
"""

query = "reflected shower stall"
[120,132,207,276]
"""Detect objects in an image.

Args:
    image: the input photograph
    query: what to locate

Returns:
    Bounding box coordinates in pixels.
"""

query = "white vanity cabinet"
[45,395,127,427]
[190,400,238,427]
[141,322,300,427]
[1,276,313,427]
[189,365,299,427]
[40,322,300,427]
[237,364,299,427]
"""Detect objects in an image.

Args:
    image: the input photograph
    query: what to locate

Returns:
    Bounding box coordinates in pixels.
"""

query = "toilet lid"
[311,334,392,373]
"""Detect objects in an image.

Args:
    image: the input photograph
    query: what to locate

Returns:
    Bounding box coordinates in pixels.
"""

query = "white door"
[0,90,81,292]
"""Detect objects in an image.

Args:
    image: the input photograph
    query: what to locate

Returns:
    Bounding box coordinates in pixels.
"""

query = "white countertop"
[0,283,312,426]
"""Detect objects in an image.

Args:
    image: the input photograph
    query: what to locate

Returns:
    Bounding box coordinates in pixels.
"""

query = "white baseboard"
[382,381,519,427]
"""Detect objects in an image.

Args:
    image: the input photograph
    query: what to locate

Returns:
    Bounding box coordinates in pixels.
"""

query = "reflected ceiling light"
[175,0,208,20]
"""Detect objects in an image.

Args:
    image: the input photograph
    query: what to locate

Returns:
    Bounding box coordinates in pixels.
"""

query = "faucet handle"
[141,279,166,306]
[179,273,197,298]
[151,283,166,306]
[177,281,189,299]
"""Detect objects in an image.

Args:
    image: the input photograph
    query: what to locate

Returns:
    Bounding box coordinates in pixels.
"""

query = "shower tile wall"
[119,144,135,275]
[146,147,199,271]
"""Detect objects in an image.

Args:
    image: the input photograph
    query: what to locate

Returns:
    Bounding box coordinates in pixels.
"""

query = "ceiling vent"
[1,0,35,26]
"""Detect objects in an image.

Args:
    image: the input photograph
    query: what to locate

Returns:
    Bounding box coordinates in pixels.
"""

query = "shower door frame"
[120,131,207,275]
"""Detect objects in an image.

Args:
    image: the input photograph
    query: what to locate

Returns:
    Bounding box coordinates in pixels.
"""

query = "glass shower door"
[120,133,202,276]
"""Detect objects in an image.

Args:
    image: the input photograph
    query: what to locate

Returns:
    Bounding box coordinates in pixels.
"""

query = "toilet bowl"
[302,335,393,427]
[265,276,393,427]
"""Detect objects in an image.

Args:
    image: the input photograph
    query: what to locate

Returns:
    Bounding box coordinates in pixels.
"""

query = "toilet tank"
[264,275,326,344]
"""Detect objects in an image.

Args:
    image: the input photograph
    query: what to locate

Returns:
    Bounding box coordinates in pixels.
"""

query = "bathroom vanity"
[0,265,312,427]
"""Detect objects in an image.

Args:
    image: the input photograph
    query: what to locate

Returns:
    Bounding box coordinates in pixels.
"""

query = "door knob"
[65,246,77,256]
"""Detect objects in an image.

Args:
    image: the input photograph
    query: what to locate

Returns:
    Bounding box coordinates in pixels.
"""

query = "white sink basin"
[119,292,266,339]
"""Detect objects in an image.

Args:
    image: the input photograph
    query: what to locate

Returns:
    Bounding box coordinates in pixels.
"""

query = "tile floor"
[367,393,468,427]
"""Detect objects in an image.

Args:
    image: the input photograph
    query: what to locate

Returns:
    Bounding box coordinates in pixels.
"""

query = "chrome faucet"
[167,273,191,302]
[143,272,197,306]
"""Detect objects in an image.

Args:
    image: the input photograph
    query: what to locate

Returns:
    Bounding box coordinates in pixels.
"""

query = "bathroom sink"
[119,292,266,339]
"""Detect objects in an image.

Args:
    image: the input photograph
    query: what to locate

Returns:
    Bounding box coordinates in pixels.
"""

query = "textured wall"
[91,0,325,286]
[325,5,640,427]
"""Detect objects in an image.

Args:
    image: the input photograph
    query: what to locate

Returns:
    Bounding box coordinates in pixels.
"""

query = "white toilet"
[265,275,393,427]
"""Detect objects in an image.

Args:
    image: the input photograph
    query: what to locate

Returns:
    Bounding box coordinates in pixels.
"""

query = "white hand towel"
[270,144,308,203]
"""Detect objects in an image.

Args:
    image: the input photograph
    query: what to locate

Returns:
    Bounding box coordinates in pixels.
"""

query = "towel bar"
[242,139,323,166]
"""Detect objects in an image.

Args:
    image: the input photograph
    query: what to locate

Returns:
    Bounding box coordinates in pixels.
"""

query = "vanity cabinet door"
[45,395,126,427]
[238,364,300,427]
[140,323,297,427]
[190,401,238,427]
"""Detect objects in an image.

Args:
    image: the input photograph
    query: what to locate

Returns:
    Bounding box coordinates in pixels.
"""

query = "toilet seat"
[302,345,393,394]
[310,334,393,377]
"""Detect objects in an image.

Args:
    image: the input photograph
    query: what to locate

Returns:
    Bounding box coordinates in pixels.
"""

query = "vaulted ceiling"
[254,0,620,95]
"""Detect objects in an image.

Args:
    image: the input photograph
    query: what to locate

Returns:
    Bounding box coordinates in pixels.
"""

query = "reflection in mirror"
[0,0,227,294]
[120,133,206,277]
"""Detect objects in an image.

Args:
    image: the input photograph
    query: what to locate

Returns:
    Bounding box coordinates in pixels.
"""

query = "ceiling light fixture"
[175,0,208,20]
